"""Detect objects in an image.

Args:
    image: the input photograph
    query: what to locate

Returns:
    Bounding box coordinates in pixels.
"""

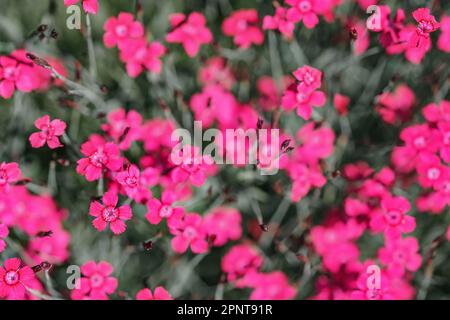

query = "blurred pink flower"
[222,9,264,49]
[166,12,213,57]
[136,287,173,300]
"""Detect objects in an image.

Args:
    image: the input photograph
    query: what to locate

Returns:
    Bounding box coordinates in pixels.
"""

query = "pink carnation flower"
[29,115,66,149]
[409,8,440,49]
[333,93,350,115]
[101,108,142,150]
[370,195,415,240]
[437,15,450,52]
[64,0,98,15]
[136,287,173,300]
[376,84,415,125]
[222,9,264,49]
[263,7,296,39]
[145,190,184,227]
[115,164,156,203]
[0,258,36,300]
[89,191,132,235]
[203,207,242,246]
[166,12,213,57]
[239,271,297,300]
[169,213,208,254]
[221,244,263,284]
[0,162,21,192]
[285,0,321,29]
[103,13,144,48]
[119,38,166,77]
[378,237,422,277]
[71,261,118,300]
[76,134,124,181]
[198,57,235,90]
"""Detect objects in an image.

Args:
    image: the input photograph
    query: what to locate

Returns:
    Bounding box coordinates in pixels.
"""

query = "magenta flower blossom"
[0,223,9,253]
[239,271,297,300]
[103,13,144,48]
[285,0,321,29]
[370,195,416,240]
[145,190,184,227]
[101,108,142,150]
[169,213,208,254]
[89,191,132,235]
[221,244,263,285]
[437,15,450,52]
[136,287,173,300]
[166,12,213,57]
[203,207,242,247]
[119,38,166,77]
[409,8,440,49]
[0,54,44,99]
[170,145,215,187]
[76,134,124,181]
[416,153,445,189]
[378,237,422,277]
[222,9,264,49]
[0,258,36,300]
[71,261,118,300]
[115,164,156,203]
[29,115,66,149]
[198,57,235,90]
[263,7,296,39]
[0,162,21,192]
[376,84,416,125]
[333,93,350,115]
[64,0,98,15]
[282,65,326,120]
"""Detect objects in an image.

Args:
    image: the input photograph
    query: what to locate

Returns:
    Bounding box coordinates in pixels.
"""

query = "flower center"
[90,274,104,288]
[393,250,405,263]
[183,226,197,239]
[303,71,315,86]
[0,170,7,185]
[418,20,433,34]
[102,206,118,222]
[125,176,138,188]
[386,210,402,225]
[298,1,312,13]
[427,167,440,180]
[159,205,173,218]
[237,20,248,31]
[90,151,107,167]
[296,91,309,103]
[413,136,425,149]
[4,270,19,285]
[115,25,128,37]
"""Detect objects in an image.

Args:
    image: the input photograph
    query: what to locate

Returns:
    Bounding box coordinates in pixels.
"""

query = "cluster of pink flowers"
[367,7,440,64]
[103,13,165,77]
[0,50,66,99]
[0,163,70,266]
[222,243,296,299]
[284,122,335,202]
[390,100,450,234]
[310,161,421,300]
